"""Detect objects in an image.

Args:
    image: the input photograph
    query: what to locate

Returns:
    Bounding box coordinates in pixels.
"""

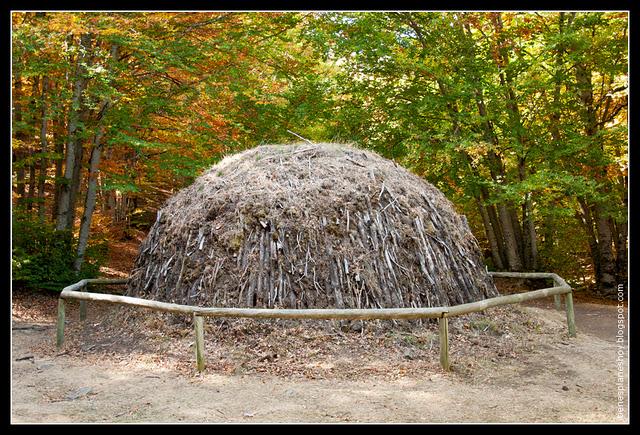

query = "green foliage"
[12,217,107,292]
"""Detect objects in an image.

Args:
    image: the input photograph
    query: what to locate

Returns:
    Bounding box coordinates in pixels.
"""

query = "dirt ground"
[11,289,629,424]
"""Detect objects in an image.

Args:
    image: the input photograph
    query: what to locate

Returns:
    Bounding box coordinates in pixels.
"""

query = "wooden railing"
[56,272,576,372]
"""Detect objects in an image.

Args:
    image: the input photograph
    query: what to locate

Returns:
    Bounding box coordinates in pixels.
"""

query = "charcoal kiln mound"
[127,143,498,309]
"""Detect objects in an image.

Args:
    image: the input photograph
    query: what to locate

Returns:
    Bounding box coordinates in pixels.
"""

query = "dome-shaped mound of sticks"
[127,143,498,309]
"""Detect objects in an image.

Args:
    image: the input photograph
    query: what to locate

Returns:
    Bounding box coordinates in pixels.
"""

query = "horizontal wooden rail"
[444,285,570,317]
[56,272,576,372]
[60,289,450,319]
[61,290,206,315]
[64,278,128,321]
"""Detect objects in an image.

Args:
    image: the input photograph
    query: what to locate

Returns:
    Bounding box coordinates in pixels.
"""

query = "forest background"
[11,12,628,297]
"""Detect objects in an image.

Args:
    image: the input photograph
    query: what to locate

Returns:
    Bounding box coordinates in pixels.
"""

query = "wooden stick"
[62,278,129,291]
[61,278,128,293]
[60,290,450,319]
[56,298,65,348]
[490,271,570,311]
[439,317,449,371]
[61,290,202,315]
[565,292,577,337]
[445,285,570,317]
[488,271,557,280]
[285,130,312,144]
[194,314,205,372]
[79,301,87,321]
[78,278,129,321]
[553,294,562,310]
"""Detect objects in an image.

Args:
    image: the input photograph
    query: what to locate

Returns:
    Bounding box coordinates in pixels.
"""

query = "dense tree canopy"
[11,12,627,296]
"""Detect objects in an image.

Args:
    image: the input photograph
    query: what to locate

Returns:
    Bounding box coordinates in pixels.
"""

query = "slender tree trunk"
[14,151,26,207]
[541,210,555,264]
[75,129,104,272]
[615,174,628,291]
[75,43,119,271]
[521,202,531,270]
[52,127,65,222]
[594,205,617,297]
[498,204,523,271]
[576,63,597,137]
[509,207,525,266]
[66,138,85,229]
[577,198,600,282]
[479,186,507,268]
[481,188,505,255]
[27,160,37,211]
[13,74,27,208]
[37,76,49,222]
[26,76,41,212]
[56,33,92,231]
[615,217,628,293]
[100,147,115,216]
[476,198,505,270]
[549,12,565,143]
[523,195,538,270]
[52,85,66,222]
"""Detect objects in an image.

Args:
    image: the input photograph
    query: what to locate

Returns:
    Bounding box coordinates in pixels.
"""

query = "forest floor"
[11,236,629,424]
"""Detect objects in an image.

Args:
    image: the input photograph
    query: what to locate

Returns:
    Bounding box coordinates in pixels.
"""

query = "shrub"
[12,217,108,292]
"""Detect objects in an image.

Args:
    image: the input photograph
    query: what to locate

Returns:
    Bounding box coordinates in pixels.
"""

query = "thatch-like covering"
[127,143,498,309]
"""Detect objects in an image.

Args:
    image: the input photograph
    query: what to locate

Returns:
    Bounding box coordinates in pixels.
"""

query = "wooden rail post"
[564,291,576,337]
[56,298,65,348]
[439,316,449,371]
[553,295,562,310]
[79,301,87,321]
[194,314,205,372]
[79,283,87,321]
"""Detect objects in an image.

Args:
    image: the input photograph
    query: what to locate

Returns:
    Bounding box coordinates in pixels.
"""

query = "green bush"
[12,218,108,292]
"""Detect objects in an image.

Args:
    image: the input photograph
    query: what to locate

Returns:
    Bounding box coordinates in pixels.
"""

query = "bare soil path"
[11,291,628,424]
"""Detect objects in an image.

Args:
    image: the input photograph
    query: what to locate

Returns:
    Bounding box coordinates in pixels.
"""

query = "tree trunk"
[522,195,538,270]
[13,74,27,208]
[52,129,65,222]
[51,85,66,222]
[26,161,37,211]
[614,217,628,293]
[573,38,623,295]
[14,151,26,207]
[37,76,49,222]
[509,207,525,267]
[549,12,565,143]
[492,15,533,271]
[66,138,85,229]
[476,198,505,270]
[481,189,505,257]
[594,205,617,296]
[75,129,104,272]
[75,43,119,271]
[615,173,628,292]
[576,63,597,137]
[498,204,523,271]
[577,198,600,282]
[25,76,41,212]
[56,33,92,231]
